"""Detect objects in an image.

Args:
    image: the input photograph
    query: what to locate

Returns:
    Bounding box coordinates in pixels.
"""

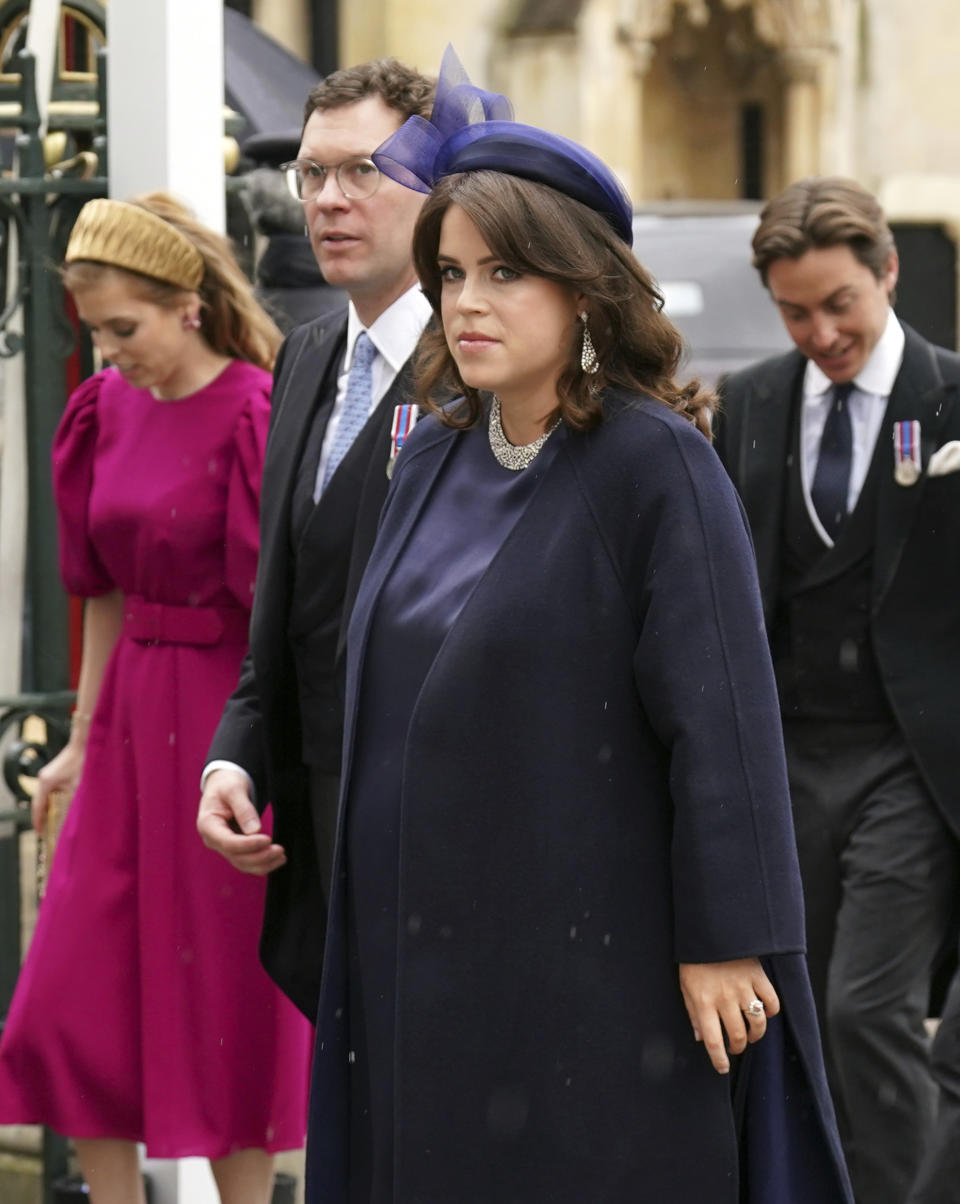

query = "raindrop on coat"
[640,1034,676,1082]
[839,639,859,672]
[486,1085,530,1140]
[878,1080,899,1107]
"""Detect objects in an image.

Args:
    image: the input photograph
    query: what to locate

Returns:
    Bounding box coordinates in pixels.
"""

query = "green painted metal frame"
[0,42,104,1203]
[0,30,258,1198]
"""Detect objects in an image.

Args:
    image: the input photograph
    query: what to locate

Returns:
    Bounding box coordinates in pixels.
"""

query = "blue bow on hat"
[373,46,634,246]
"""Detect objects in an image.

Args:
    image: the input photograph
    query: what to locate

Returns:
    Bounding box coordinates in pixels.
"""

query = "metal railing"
[0,690,73,1203]
[0,37,259,1204]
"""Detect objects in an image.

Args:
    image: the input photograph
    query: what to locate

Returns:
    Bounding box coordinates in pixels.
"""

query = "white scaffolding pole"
[24,0,59,134]
[106,4,226,1199]
[0,0,61,699]
[107,0,225,231]
[0,228,26,699]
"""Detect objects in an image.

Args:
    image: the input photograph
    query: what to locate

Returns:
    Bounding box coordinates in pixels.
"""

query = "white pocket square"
[927,441,960,477]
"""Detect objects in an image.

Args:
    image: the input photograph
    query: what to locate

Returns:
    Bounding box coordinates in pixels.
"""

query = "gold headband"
[65,198,204,291]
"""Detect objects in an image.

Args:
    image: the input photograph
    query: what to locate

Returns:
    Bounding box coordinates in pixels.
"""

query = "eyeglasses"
[280,156,382,202]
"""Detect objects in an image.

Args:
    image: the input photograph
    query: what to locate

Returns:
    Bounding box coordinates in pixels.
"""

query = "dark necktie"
[811,381,854,540]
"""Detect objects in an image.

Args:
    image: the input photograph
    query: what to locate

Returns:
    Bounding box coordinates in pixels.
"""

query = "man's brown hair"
[303,58,435,128]
[752,177,896,286]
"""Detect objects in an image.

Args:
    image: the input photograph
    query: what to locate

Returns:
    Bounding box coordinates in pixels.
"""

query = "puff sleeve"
[51,372,114,597]
[224,384,271,610]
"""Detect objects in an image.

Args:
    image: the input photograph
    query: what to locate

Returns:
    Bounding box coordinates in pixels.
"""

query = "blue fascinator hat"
[373,46,634,247]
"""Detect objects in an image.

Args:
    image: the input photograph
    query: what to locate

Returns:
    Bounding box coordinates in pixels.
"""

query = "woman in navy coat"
[305,50,853,1204]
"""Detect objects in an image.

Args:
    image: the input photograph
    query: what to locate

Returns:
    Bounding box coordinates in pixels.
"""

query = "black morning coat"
[305,392,854,1203]
[207,308,415,1019]
[716,322,960,836]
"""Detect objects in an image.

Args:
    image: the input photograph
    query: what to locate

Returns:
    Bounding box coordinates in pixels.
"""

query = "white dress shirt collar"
[799,308,905,546]
[345,284,432,376]
[313,284,431,502]
[803,307,905,401]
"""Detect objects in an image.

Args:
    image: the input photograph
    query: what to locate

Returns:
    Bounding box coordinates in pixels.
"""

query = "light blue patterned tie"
[322,331,378,491]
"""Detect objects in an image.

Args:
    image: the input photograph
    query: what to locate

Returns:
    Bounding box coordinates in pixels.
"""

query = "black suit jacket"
[716,322,960,836]
[208,309,417,1017]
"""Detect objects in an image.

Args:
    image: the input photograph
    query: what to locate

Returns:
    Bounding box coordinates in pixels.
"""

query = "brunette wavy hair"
[411,171,714,438]
[63,192,282,371]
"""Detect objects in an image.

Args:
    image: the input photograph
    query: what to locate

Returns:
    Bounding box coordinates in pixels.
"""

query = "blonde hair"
[63,192,282,371]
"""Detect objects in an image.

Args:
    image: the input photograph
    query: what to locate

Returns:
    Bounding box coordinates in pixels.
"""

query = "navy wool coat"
[306,391,852,1204]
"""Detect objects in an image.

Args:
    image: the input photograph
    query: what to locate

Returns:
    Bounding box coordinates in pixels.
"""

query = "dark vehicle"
[632,205,791,387]
[633,206,960,388]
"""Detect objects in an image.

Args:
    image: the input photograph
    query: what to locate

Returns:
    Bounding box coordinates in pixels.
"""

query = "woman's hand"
[31,742,86,835]
[678,958,780,1074]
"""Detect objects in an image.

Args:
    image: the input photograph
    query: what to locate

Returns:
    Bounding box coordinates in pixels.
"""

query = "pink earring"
[182,313,201,331]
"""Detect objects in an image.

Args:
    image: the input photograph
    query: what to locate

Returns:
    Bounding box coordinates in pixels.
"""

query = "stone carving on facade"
[617,0,835,51]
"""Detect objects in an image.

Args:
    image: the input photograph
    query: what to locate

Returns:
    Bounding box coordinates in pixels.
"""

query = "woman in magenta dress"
[0,195,312,1204]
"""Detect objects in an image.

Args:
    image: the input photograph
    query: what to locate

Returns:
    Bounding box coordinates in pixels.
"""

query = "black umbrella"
[224,8,320,139]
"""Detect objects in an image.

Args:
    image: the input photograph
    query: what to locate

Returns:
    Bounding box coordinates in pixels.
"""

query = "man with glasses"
[197,59,435,1021]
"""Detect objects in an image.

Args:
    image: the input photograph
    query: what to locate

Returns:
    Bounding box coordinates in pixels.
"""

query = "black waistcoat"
[770,396,892,721]
[286,341,356,772]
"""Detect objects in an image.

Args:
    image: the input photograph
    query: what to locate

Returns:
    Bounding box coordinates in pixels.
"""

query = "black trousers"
[783,718,958,1204]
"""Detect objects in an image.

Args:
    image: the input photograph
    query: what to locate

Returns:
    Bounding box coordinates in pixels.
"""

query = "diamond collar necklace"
[488,395,561,471]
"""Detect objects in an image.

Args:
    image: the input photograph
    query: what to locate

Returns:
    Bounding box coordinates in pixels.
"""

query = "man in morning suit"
[715,177,960,1204]
[196,59,435,1022]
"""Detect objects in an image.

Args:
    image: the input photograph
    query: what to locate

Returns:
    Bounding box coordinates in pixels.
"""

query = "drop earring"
[580,311,599,375]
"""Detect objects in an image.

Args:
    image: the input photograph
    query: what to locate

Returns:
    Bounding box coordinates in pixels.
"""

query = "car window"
[632,212,792,386]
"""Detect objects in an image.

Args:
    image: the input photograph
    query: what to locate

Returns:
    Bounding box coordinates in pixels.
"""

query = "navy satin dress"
[342,426,562,1203]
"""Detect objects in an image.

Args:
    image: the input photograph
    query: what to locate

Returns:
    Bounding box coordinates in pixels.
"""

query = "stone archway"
[617,0,839,200]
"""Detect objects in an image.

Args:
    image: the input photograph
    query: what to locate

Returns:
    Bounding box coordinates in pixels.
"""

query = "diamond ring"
[745,998,765,1018]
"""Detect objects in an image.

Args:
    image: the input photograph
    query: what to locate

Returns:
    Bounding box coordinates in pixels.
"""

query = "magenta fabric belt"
[123,596,249,646]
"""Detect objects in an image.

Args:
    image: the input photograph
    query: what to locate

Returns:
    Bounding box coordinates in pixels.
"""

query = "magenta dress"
[0,362,312,1158]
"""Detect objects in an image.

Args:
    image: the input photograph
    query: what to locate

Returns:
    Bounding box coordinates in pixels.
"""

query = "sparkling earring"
[580,311,599,375]
[182,313,201,331]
